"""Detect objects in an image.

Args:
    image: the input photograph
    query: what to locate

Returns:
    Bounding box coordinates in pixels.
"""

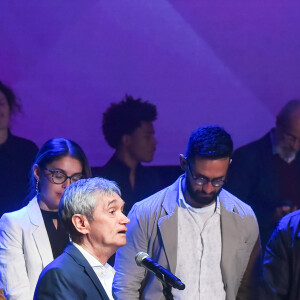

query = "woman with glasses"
[0,137,91,300]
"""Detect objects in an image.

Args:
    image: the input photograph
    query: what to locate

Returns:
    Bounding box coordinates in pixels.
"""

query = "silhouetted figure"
[98,95,161,214]
[0,81,38,216]
[262,210,300,300]
[226,99,300,248]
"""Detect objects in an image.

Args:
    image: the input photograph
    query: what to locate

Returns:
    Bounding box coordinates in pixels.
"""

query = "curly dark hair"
[186,125,233,160]
[0,81,21,114]
[102,95,157,149]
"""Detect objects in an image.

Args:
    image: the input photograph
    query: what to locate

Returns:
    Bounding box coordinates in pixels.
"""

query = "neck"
[115,149,139,171]
[79,239,115,265]
[38,197,59,212]
[0,128,8,144]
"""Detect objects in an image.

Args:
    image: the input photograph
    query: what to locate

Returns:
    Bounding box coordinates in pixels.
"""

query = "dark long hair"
[28,137,91,199]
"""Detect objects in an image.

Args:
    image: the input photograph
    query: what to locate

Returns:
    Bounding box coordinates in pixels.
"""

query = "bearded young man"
[113,125,261,300]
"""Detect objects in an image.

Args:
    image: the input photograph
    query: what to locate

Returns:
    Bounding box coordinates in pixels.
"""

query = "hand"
[274,205,297,222]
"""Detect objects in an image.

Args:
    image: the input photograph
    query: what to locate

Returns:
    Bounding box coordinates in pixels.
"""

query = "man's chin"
[195,197,216,206]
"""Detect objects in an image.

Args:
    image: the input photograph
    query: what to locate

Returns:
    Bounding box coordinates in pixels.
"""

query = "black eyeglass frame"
[187,161,226,187]
[45,168,83,185]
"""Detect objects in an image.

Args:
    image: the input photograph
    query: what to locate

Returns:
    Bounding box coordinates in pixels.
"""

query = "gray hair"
[58,177,121,242]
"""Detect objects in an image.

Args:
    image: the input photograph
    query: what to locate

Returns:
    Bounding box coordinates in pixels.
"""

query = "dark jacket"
[95,155,162,214]
[34,243,110,300]
[225,131,300,247]
[262,210,300,300]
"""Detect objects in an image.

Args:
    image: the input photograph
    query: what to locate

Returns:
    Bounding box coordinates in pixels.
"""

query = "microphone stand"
[162,281,174,300]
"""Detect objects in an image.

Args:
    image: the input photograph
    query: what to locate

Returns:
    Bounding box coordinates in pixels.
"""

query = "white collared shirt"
[173,177,225,300]
[72,242,115,300]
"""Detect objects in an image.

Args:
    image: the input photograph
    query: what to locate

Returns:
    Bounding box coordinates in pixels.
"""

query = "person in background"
[262,209,300,300]
[113,125,261,300]
[34,177,130,300]
[0,81,38,217]
[0,137,91,300]
[225,99,300,248]
[98,95,159,214]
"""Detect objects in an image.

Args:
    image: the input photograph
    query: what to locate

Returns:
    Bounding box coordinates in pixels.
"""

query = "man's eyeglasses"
[278,124,300,144]
[187,162,225,187]
[282,130,300,144]
[45,168,83,184]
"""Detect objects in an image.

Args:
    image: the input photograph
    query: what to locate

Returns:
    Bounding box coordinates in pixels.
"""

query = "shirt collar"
[72,242,106,269]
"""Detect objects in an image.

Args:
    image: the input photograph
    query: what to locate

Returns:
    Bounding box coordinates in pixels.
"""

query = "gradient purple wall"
[1,1,300,166]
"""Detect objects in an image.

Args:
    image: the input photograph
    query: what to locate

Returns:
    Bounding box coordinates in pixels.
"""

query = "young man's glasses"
[187,162,225,187]
[45,168,83,184]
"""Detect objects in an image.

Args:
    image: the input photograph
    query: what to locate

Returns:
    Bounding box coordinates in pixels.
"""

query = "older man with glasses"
[113,125,261,300]
[225,99,300,249]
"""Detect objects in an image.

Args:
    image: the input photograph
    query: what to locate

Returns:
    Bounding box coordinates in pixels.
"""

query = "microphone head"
[135,252,149,266]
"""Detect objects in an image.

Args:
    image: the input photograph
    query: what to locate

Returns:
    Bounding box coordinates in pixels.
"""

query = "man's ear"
[33,164,41,181]
[72,214,90,235]
[179,154,187,171]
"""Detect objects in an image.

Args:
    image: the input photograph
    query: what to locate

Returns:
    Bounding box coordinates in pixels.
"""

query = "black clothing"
[225,132,300,248]
[41,209,69,259]
[262,210,300,300]
[95,155,162,214]
[0,132,38,216]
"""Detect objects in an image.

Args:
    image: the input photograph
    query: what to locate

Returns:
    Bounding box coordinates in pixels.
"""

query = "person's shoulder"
[233,132,270,157]
[277,209,300,230]
[0,204,32,238]
[11,134,37,148]
[95,156,127,178]
[0,202,31,223]
[131,187,167,211]
[41,249,76,279]
[220,189,256,217]
[129,178,179,216]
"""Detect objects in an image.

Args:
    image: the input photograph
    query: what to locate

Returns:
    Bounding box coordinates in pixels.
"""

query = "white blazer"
[0,198,53,300]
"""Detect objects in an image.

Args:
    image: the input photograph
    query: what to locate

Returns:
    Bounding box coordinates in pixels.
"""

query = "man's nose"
[202,181,215,194]
[122,214,130,224]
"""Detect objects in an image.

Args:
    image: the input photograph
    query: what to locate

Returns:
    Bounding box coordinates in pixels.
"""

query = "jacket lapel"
[157,178,181,273]
[219,191,248,291]
[28,198,54,267]
[65,243,110,300]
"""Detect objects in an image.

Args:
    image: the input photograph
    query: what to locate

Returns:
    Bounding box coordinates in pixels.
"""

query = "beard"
[276,143,297,162]
[186,178,222,207]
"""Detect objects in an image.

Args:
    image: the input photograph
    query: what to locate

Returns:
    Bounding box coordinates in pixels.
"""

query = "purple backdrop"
[1,1,300,166]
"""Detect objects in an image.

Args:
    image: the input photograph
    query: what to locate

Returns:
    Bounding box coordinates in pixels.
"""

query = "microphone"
[135,252,185,290]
